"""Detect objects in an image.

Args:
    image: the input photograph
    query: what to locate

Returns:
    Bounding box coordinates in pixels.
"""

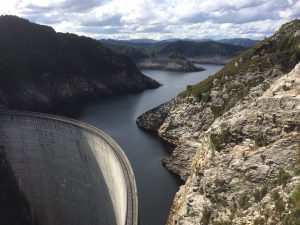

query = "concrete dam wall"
[0,111,138,225]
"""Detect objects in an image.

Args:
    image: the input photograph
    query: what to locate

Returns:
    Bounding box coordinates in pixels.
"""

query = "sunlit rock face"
[166,62,300,225]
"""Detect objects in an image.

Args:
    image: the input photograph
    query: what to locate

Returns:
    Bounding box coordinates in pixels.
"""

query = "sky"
[0,0,299,40]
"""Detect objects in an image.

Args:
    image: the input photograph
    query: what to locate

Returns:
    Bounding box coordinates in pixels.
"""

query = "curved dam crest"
[0,111,138,225]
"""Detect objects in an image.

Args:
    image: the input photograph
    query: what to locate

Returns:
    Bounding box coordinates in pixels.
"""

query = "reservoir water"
[64,64,222,225]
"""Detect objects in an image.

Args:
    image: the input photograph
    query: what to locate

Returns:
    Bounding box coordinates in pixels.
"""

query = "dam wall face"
[0,111,138,225]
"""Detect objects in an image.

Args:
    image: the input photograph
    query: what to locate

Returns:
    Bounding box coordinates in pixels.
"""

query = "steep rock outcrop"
[136,98,178,133]
[167,62,300,225]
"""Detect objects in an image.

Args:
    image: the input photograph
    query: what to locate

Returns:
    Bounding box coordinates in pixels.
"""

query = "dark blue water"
[66,64,222,225]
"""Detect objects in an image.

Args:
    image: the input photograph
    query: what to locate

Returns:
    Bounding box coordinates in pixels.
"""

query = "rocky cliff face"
[136,20,300,224]
[0,16,159,111]
[167,63,300,225]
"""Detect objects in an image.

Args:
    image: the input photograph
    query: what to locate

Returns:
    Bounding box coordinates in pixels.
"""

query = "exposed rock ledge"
[136,98,178,134]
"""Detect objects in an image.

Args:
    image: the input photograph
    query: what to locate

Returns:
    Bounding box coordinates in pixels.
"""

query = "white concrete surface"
[0,111,138,225]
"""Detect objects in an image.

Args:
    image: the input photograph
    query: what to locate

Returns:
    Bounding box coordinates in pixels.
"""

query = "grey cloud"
[13,0,300,40]
[80,14,123,27]
[21,0,106,14]
[58,0,106,13]
[135,24,172,33]
[21,4,54,14]
[181,13,208,24]
[25,14,64,25]
[78,25,123,34]
[204,4,281,24]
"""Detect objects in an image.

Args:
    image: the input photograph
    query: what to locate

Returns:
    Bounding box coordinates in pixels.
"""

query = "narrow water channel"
[64,64,222,225]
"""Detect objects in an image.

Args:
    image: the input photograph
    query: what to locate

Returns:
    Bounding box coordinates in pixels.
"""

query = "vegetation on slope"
[180,19,300,112]
[281,146,300,225]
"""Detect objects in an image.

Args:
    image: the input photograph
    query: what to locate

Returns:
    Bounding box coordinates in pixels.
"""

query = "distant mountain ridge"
[101,38,250,64]
[218,38,260,47]
[101,38,259,48]
[0,15,159,111]
[157,40,247,58]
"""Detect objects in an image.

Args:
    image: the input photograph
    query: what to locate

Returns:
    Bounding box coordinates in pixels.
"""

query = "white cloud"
[0,0,299,40]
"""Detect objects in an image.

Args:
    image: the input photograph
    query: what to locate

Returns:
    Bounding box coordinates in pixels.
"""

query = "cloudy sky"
[1,0,300,40]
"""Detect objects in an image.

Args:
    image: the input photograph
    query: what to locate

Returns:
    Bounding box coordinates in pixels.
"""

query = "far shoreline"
[137,57,205,72]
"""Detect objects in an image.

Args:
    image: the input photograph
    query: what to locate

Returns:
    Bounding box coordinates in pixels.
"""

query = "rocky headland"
[0,16,159,112]
[137,19,300,224]
[138,58,204,72]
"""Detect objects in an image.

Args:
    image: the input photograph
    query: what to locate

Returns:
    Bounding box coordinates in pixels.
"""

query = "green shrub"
[260,185,268,199]
[238,193,250,210]
[290,185,300,206]
[275,197,285,215]
[253,185,268,202]
[277,169,291,188]
[272,190,281,201]
[253,189,261,202]
[213,220,232,225]
[253,217,265,225]
[262,82,270,92]
[260,154,266,162]
[180,75,215,98]
[201,207,212,225]
[294,145,300,176]
[202,93,212,103]
[282,85,291,91]
[296,145,300,165]
[282,207,300,225]
[272,190,285,215]
[255,134,268,147]
[210,126,232,151]
[210,105,226,118]
[230,201,238,214]
[293,165,300,175]
[269,222,277,225]
[187,85,193,91]
[281,184,300,225]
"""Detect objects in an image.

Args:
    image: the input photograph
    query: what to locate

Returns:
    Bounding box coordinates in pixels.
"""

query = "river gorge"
[60,64,222,225]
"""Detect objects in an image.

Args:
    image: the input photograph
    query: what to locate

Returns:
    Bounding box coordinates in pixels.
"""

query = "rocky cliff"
[137,19,300,224]
[0,16,159,111]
